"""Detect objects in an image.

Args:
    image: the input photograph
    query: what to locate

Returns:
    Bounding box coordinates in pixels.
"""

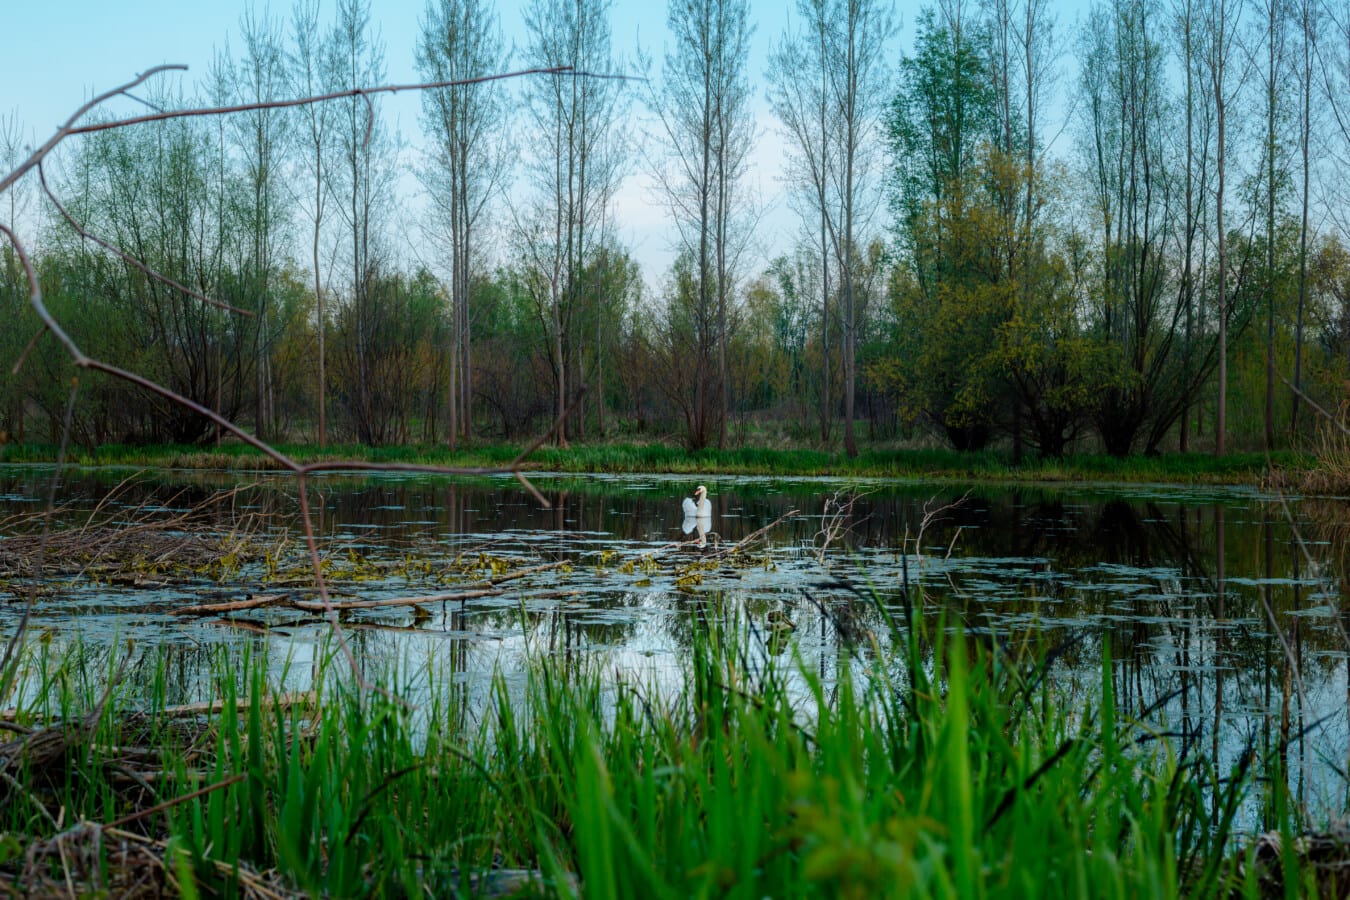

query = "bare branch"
[37,163,253,316]
[0,64,187,197]
[61,67,638,137]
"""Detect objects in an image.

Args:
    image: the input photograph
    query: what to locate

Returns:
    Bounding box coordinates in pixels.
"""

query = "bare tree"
[1250,0,1289,450]
[520,0,626,446]
[330,0,397,444]
[223,10,292,441]
[1200,0,1246,454]
[768,0,834,442]
[829,0,894,457]
[1289,0,1320,431]
[770,0,892,454]
[644,0,754,449]
[417,0,510,449]
[289,0,337,446]
[1172,0,1213,451]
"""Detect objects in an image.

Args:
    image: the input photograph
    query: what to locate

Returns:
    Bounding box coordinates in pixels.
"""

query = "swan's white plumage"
[682,485,711,518]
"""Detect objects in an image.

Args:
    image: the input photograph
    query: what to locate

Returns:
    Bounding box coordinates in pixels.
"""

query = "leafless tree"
[1248,0,1290,450]
[769,0,892,454]
[417,0,510,449]
[221,10,292,441]
[330,0,397,444]
[1172,0,1214,451]
[519,0,627,446]
[1200,0,1247,454]
[645,0,755,449]
[288,0,338,447]
[768,1,834,442]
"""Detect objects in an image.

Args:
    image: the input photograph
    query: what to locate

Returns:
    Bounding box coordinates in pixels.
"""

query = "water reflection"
[1,467,1347,815]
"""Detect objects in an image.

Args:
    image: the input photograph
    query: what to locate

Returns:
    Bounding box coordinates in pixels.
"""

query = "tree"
[329,0,397,444]
[883,5,1005,449]
[983,0,1056,457]
[1249,0,1290,450]
[1172,0,1214,451]
[769,0,894,457]
[417,0,509,449]
[221,9,292,441]
[1078,0,1224,455]
[520,0,627,446]
[1,112,33,442]
[1199,0,1246,454]
[288,0,337,446]
[768,0,835,441]
[1288,0,1318,432]
[645,0,754,449]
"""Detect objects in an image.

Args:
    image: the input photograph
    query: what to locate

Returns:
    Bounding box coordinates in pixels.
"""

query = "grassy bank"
[0,438,1312,485]
[0,607,1329,897]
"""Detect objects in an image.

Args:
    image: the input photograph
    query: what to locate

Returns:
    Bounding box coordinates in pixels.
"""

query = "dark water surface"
[2,466,1348,814]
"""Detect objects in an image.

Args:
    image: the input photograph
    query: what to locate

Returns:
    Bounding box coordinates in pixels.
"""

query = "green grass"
[0,438,1312,485]
[0,603,1326,897]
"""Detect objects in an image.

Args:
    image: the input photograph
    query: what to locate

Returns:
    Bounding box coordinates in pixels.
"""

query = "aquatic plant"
[0,603,1337,897]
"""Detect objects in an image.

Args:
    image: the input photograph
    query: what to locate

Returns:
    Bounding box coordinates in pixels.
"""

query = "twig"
[105,773,246,829]
[709,510,799,560]
[157,691,316,719]
[62,67,636,137]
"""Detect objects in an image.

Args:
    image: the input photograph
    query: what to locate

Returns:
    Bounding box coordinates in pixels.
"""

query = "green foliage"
[0,609,1314,896]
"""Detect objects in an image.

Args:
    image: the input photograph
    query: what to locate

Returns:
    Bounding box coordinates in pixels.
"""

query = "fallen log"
[289,587,502,613]
[171,593,290,616]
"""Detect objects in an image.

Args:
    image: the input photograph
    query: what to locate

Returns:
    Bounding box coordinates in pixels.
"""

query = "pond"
[2,465,1348,816]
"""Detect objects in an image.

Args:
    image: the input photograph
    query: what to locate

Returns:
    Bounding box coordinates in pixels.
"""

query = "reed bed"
[0,603,1339,898]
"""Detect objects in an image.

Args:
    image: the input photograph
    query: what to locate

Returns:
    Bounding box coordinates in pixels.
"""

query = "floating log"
[171,593,290,616]
[289,588,502,613]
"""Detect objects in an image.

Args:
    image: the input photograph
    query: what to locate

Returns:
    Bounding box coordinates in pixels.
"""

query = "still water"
[2,466,1348,813]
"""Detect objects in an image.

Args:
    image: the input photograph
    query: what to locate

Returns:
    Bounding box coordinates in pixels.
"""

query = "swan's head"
[696,485,707,498]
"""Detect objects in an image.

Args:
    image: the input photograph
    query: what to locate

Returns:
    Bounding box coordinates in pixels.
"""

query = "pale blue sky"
[2,1,1113,287]
[5,0,826,284]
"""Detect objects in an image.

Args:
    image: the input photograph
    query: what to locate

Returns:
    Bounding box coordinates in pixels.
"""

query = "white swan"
[682,485,711,518]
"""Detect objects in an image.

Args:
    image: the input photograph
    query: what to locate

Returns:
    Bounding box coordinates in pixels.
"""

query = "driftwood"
[708,509,799,559]
[289,588,501,613]
[170,594,291,616]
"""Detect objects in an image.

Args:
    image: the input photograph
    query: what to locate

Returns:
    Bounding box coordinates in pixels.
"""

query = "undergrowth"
[0,602,1331,897]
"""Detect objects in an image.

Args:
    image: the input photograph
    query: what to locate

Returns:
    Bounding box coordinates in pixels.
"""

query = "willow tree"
[883,5,1005,449]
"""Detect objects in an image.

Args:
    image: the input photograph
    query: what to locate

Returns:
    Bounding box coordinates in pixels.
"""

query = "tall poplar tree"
[520,0,626,445]
[417,0,509,448]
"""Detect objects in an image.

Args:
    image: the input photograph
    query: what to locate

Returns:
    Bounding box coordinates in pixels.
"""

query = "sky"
[1,0,845,289]
[2,0,1092,291]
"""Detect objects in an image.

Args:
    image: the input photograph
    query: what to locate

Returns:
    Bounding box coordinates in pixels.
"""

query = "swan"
[682,485,711,518]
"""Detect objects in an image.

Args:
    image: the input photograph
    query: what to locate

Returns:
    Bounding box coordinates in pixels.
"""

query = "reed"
[0,605,1331,897]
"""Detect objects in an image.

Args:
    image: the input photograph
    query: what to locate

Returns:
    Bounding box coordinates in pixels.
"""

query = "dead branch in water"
[707,509,799,560]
